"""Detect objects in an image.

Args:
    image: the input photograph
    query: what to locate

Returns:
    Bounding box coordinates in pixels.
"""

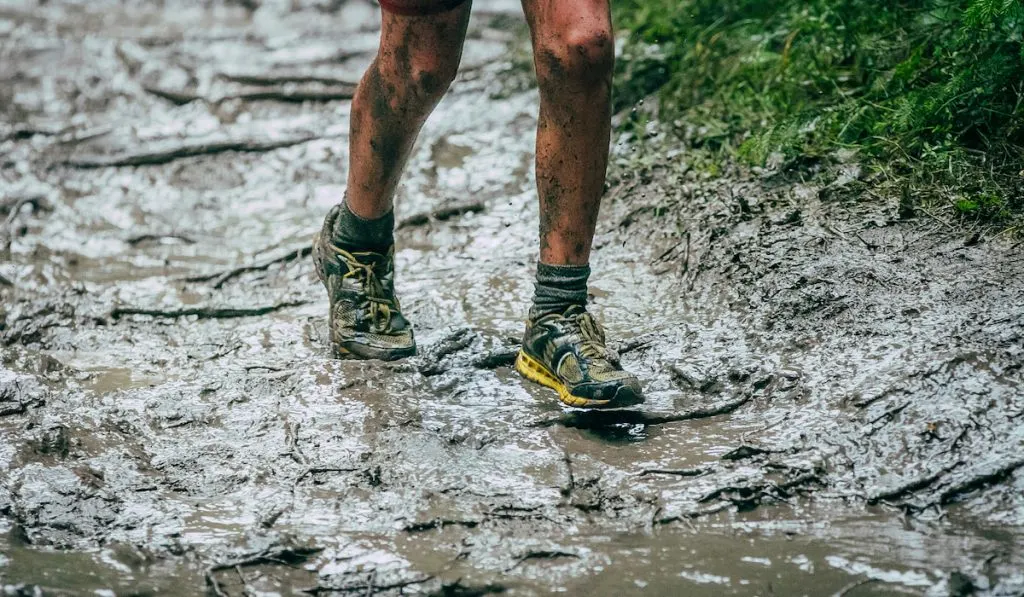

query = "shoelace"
[574,311,609,361]
[331,246,395,331]
[552,307,609,362]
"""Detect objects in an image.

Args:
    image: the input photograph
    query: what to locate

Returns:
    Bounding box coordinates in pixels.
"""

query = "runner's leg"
[521,0,614,266]
[345,2,473,220]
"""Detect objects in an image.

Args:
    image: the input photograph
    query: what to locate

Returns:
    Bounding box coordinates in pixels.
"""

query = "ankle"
[531,262,590,316]
[327,199,395,254]
[345,195,393,221]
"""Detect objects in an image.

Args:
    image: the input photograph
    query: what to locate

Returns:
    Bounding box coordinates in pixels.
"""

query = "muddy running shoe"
[515,305,644,409]
[312,232,416,361]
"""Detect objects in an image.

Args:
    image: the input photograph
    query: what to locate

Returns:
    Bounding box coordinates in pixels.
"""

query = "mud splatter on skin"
[526,4,614,265]
[537,176,562,255]
[1,1,1023,595]
[346,4,471,217]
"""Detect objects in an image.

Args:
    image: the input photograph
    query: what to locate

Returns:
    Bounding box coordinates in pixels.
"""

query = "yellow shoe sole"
[515,350,612,409]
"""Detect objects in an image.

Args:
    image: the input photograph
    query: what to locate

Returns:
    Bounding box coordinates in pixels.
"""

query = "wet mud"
[2,1,1023,595]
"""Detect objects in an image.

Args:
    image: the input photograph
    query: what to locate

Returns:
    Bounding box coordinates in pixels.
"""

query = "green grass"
[612,0,1024,229]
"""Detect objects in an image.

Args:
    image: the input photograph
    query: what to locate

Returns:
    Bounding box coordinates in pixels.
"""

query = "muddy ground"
[1,1,1023,595]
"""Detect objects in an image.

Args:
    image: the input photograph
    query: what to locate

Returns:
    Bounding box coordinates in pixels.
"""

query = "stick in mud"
[228,87,356,102]
[832,578,881,597]
[65,135,318,168]
[653,502,733,527]
[506,550,580,571]
[217,72,360,87]
[184,245,314,288]
[402,519,480,533]
[293,466,360,486]
[1,195,51,216]
[146,85,356,105]
[126,233,196,246]
[638,468,710,477]
[937,459,1024,506]
[868,461,963,504]
[2,197,45,253]
[110,300,310,320]
[721,445,776,461]
[204,545,323,596]
[560,450,575,498]
[396,200,486,229]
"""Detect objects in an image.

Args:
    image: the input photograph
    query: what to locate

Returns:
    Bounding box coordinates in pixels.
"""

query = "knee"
[535,24,614,95]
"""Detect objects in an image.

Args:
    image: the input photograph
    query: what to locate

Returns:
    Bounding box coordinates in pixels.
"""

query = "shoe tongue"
[352,248,393,271]
[529,304,587,324]
[562,304,588,318]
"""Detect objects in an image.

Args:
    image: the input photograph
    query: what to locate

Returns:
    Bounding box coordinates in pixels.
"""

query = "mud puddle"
[1,510,1018,595]
[2,0,1023,595]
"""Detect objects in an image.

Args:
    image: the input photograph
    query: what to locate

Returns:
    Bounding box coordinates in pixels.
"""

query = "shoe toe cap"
[572,377,645,408]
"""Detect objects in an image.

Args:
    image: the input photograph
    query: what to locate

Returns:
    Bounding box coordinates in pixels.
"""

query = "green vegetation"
[612,0,1024,227]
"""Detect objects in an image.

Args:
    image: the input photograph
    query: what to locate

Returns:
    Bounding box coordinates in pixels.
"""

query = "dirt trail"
[2,1,1023,595]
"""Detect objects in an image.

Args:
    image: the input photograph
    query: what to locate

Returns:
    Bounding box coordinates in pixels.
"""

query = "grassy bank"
[612,0,1024,230]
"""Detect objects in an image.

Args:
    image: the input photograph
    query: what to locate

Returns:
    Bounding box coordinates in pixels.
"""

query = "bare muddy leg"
[345,3,473,219]
[521,0,613,265]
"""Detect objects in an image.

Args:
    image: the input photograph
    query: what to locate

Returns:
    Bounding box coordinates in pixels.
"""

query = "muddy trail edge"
[1,1,1023,595]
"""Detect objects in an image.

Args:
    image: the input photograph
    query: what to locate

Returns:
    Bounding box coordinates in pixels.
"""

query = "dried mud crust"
[1,0,1023,595]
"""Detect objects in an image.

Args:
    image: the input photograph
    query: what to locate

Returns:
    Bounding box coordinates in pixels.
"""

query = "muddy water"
[2,1,1024,595]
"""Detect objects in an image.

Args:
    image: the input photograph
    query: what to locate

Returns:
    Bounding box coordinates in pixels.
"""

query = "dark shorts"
[378,0,469,16]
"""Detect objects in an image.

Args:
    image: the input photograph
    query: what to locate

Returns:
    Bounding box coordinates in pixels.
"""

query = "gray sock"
[329,199,394,253]
[532,262,591,316]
